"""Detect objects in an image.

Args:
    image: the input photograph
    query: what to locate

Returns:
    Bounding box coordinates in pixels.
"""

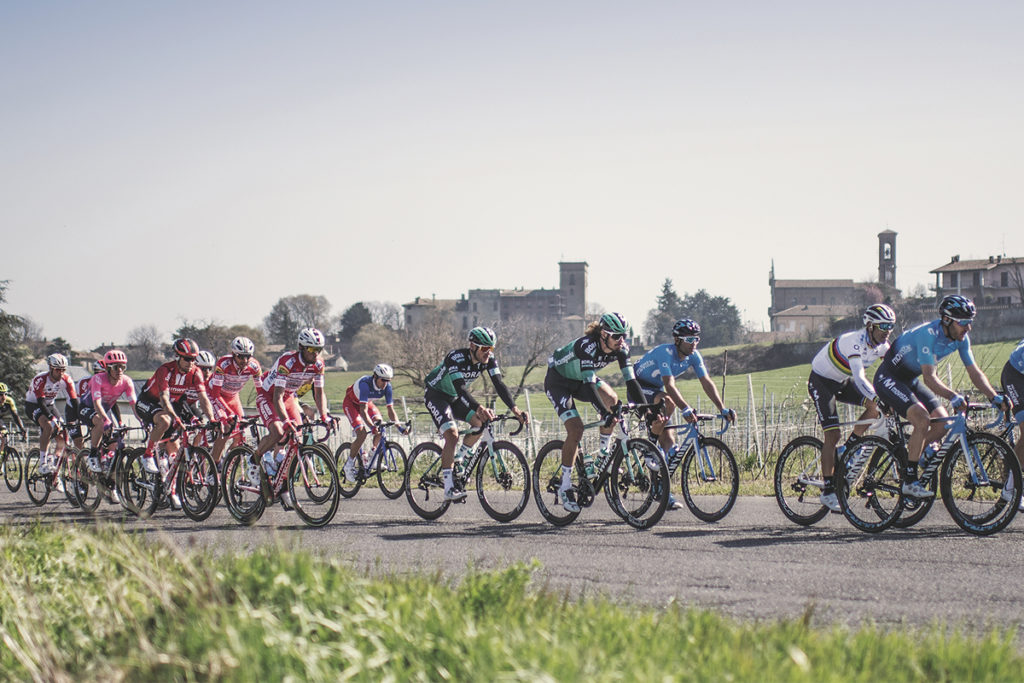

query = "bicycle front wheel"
[178,446,219,522]
[376,441,408,499]
[680,437,738,523]
[222,446,266,525]
[2,446,23,493]
[531,439,580,527]
[24,449,50,506]
[72,451,103,513]
[476,440,529,522]
[608,438,669,530]
[773,436,829,526]
[834,436,903,533]
[940,433,1021,536]
[290,446,340,527]
[335,442,364,498]
[405,442,451,520]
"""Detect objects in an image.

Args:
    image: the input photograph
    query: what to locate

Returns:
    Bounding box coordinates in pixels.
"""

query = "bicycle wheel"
[2,446,22,492]
[834,436,903,533]
[222,446,266,525]
[891,469,936,529]
[531,439,580,527]
[773,436,829,526]
[178,446,219,522]
[404,442,451,520]
[476,440,529,522]
[289,446,340,527]
[376,441,408,499]
[72,451,103,513]
[60,451,82,508]
[680,436,738,523]
[335,442,364,498]
[24,449,51,506]
[940,433,1021,536]
[608,438,669,530]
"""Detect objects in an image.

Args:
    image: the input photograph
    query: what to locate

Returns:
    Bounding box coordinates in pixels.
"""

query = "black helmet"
[939,295,976,320]
[672,318,701,338]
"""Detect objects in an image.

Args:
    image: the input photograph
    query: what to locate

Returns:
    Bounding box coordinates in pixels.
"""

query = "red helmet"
[172,338,199,359]
[103,349,128,366]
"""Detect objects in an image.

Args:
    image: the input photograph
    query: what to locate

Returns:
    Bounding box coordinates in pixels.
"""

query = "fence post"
[747,374,762,468]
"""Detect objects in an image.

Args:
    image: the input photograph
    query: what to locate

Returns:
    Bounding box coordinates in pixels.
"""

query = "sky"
[3,1,1023,350]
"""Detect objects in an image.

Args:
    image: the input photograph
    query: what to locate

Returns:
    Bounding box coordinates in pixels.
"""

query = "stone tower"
[878,230,897,286]
[559,261,588,319]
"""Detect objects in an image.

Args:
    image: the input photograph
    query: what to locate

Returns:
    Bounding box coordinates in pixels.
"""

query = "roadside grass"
[2,524,1022,682]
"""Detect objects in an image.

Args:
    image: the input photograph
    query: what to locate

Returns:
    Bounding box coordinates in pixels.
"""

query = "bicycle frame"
[660,415,732,480]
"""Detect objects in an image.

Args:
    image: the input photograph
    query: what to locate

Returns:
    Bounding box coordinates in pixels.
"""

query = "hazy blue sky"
[4,1,1022,350]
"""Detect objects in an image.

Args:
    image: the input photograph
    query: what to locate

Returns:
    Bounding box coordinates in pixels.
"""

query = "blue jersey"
[354,375,393,405]
[1007,340,1024,374]
[881,320,975,379]
[633,343,708,389]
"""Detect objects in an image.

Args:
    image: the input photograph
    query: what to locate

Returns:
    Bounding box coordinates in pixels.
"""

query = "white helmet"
[196,350,216,368]
[47,353,68,369]
[862,304,896,326]
[297,328,325,348]
[230,336,255,355]
[373,363,394,380]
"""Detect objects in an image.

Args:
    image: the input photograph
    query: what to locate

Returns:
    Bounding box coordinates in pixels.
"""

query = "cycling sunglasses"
[951,318,974,327]
[676,335,700,344]
[608,333,626,341]
[875,323,894,331]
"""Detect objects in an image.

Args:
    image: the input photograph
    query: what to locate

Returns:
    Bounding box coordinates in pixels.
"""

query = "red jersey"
[26,371,78,405]
[141,360,208,402]
[259,350,324,396]
[209,354,262,400]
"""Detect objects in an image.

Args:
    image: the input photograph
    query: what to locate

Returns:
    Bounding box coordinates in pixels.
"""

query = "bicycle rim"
[290,447,340,527]
[835,436,903,533]
[73,451,103,513]
[376,441,408,499]
[222,447,265,525]
[2,447,23,493]
[335,443,363,498]
[681,437,738,523]
[476,440,529,522]
[531,439,579,526]
[773,436,829,526]
[609,438,669,530]
[24,449,50,506]
[179,446,219,522]
[940,433,1021,535]
[405,442,450,520]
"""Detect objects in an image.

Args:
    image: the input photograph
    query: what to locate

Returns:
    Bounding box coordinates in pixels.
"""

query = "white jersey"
[810,329,889,399]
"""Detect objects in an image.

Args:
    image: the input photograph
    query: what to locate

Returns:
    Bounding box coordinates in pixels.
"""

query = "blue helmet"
[939,295,975,320]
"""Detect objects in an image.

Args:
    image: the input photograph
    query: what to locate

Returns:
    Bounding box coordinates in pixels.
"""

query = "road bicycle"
[1,426,26,493]
[657,414,738,522]
[24,421,81,508]
[222,419,340,527]
[120,422,220,521]
[848,403,1020,536]
[405,414,529,522]
[532,403,670,530]
[70,425,146,514]
[337,420,410,499]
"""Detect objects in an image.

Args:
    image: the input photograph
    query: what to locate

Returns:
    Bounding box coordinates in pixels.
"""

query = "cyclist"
[423,327,529,501]
[873,295,1007,499]
[633,318,736,509]
[135,338,217,474]
[806,304,895,511]
[207,336,262,466]
[0,382,27,437]
[25,354,79,474]
[340,363,406,482]
[79,350,138,474]
[999,338,1024,510]
[252,328,334,499]
[545,312,646,513]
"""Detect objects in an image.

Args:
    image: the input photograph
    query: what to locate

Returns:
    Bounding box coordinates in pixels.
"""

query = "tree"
[365,301,404,330]
[347,324,402,371]
[45,337,72,358]
[392,311,459,388]
[337,302,373,344]
[263,295,332,346]
[644,279,684,344]
[644,280,744,347]
[493,316,565,399]
[126,324,165,371]
[0,281,34,396]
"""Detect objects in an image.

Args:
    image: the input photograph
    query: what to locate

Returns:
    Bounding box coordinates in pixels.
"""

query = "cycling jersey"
[877,320,975,380]
[209,355,262,400]
[0,395,24,431]
[259,350,324,396]
[77,376,94,399]
[345,375,394,406]
[87,372,138,411]
[1007,340,1024,374]
[424,348,515,413]
[810,328,889,402]
[546,335,644,420]
[139,361,208,403]
[633,343,708,389]
[25,371,78,406]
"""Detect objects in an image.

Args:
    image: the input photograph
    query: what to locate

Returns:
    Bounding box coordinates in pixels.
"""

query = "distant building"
[403,261,589,336]
[930,254,1024,305]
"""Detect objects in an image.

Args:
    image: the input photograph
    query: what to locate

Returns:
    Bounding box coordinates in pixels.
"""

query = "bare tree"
[494,316,565,398]
[392,310,458,389]
[1009,258,1024,306]
[365,301,404,330]
[126,324,165,370]
[347,323,402,371]
[263,294,333,345]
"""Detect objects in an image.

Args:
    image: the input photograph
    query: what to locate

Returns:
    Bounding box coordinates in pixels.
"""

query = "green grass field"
[2,524,1022,681]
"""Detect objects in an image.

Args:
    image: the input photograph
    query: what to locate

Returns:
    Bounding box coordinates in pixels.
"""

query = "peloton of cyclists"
[25,354,79,474]
[422,327,529,502]
[340,363,406,483]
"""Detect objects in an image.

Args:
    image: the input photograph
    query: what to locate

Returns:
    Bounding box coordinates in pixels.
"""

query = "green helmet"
[468,326,497,347]
[599,312,629,335]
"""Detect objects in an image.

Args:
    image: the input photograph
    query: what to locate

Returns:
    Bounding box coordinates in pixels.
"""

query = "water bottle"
[158,456,169,477]
[582,453,597,477]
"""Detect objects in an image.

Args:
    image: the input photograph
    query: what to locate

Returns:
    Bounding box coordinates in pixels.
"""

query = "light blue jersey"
[881,320,975,380]
[1008,340,1024,374]
[633,343,708,389]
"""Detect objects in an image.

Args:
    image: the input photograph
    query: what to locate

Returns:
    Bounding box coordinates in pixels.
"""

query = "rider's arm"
[488,372,525,420]
[661,375,692,413]
[847,355,878,403]
[312,385,329,420]
[920,363,955,400]
[358,401,375,428]
[698,375,728,412]
[617,355,645,407]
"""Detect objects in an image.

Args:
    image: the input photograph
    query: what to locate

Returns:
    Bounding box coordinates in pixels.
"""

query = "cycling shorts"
[25,400,49,423]
[1000,364,1024,423]
[134,395,162,429]
[873,366,941,418]
[77,399,122,427]
[212,394,245,421]
[423,387,472,433]
[807,371,867,431]
[342,395,381,431]
[544,368,599,424]
[255,389,302,428]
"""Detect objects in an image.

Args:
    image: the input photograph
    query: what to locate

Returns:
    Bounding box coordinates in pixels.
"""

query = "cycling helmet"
[297,328,325,348]
[92,361,105,373]
[672,318,701,338]
[467,326,497,347]
[939,294,976,320]
[373,363,394,380]
[103,349,128,366]
[173,338,199,359]
[862,304,896,326]
[230,336,255,355]
[599,312,629,335]
[47,353,68,369]
[0,382,8,393]
[196,350,216,368]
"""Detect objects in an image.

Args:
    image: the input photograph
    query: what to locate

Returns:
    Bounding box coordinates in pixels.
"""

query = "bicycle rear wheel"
[476,440,529,522]
[680,436,738,522]
[24,449,50,506]
[405,442,451,520]
[222,446,266,525]
[335,442,364,498]
[119,449,160,518]
[290,446,340,527]
[376,441,408,499]
[72,451,103,513]
[178,446,219,522]
[940,433,1020,536]
[608,438,669,530]
[531,439,580,527]
[2,446,22,492]
[773,436,829,526]
[834,436,903,533]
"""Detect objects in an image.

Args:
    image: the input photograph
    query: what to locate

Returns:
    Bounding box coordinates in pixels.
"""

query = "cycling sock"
[822,476,834,494]
[904,461,918,482]
[560,465,573,491]
[457,444,473,461]
[442,468,453,491]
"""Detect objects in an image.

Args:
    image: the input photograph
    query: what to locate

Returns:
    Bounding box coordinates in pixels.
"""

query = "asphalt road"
[4,484,1024,633]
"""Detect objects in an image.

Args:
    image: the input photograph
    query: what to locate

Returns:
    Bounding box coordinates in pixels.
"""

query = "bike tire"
[335,442,364,498]
[476,440,529,522]
[222,446,266,525]
[608,438,669,530]
[290,446,340,527]
[834,436,903,533]
[404,442,451,520]
[531,439,580,527]
[178,446,219,522]
[2,446,22,493]
[24,448,50,506]
[118,449,150,517]
[72,451,103,514]
[773,436,829,526]
[61,450,82,508]
[376,441,408,499]
[680,436,738,523]
[940,433,1021,536]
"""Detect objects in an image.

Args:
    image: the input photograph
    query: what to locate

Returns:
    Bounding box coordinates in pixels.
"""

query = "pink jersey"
[26,371,77,405]
[259,350,325,396]
[88,373,138,410]
[210,355,262,399]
